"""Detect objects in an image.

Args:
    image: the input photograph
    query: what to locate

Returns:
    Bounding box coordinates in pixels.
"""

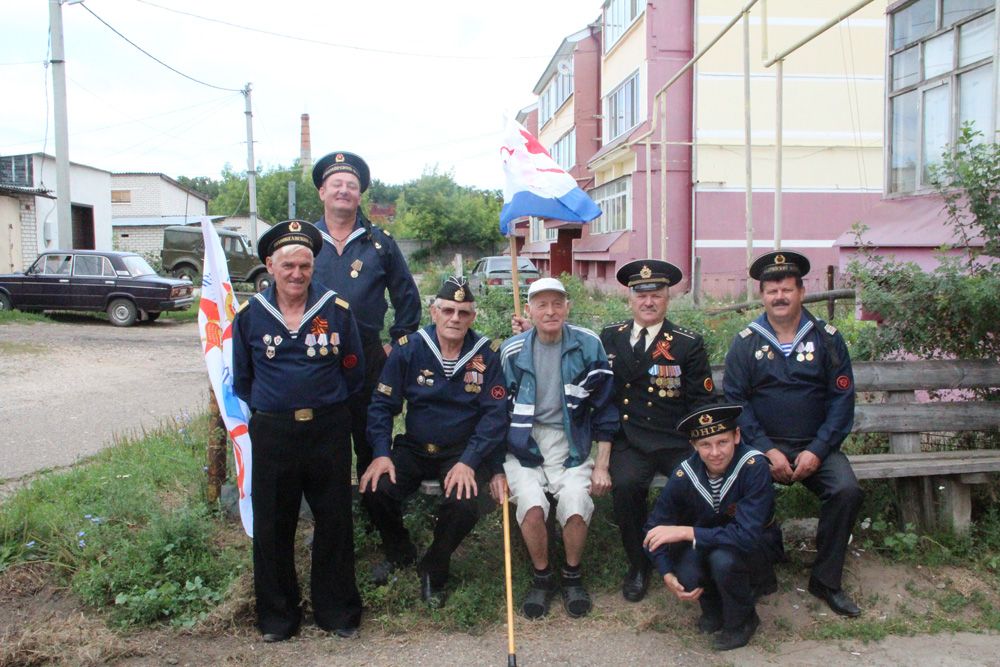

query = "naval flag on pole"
[198,220,254,537]
[499,118,601,235]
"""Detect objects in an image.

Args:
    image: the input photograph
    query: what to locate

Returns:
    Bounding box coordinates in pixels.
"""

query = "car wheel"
[254,273,272,293]
[0,293,12,312]
[107,298,138,327]
[145,311,161,322]
[173,265,198,282]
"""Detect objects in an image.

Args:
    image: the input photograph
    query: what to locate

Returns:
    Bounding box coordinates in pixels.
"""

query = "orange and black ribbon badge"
[652,339,675,361]
[310,317,329,336]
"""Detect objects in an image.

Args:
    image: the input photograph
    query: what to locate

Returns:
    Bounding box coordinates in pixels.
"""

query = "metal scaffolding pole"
[774,58,783,251]
[743,11,754,301]
[243,84,259,246]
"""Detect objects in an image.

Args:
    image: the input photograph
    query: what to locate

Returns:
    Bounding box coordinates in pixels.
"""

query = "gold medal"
[767,351,774,360]
[658,389,667,398]
[319,346,329,356]
[648,386,654,393]
[806,352,814,361]
[350,270,359,278]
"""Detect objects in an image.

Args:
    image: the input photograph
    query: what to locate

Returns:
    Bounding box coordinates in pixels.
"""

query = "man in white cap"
[493,277,617,619]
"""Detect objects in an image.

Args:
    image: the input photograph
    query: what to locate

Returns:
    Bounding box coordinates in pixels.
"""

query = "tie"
[633,328,648,360]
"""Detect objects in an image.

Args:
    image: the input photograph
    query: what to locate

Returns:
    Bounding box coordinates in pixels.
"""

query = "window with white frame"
[538,62,574,127]
[529,216,558,242]
[590,177,631,233]
[887,0,995,194]
[604,71,642,142]
[604,0,643,53]
[550,129,576,172]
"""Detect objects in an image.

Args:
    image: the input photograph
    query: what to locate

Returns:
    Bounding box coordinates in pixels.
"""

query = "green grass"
[0,309,51,325]
[0,415,246,628]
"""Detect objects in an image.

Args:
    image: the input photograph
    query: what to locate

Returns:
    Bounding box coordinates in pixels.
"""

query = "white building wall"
[32,156,112,252]
[110,174,207,218]
[114,225,166,256]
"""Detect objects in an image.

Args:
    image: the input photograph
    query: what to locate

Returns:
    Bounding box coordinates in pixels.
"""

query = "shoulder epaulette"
[236,299,250,314]
[671,326,697,340]
[397,335,409,346]
[604,319,629,330]
[824,323,838,335]
[739,328,752,338]
[490,339,500,352]
[335,297,350,310]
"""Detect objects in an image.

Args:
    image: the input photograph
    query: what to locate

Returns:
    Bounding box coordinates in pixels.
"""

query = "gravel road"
[0,316,207,481]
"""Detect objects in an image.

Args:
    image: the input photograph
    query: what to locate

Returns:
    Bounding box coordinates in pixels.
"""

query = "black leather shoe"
[420,572,448,608]
[712,611,759,651]
[697,613,723,634]
[808,578,861,617]
[261,633,289,643]
[622,567,650,602]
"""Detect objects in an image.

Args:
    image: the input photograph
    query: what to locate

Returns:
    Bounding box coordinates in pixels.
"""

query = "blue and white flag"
[499,118,601,235]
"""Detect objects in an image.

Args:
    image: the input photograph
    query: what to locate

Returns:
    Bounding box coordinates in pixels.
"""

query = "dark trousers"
[348,337,387,480]
[610,443,689,572]
[250,405,361,637]
[365,440,489,586]
[776,443,863,590]
[673,545,763,630]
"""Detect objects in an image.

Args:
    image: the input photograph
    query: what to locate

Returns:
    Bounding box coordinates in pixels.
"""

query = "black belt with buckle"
[253,403,343,422]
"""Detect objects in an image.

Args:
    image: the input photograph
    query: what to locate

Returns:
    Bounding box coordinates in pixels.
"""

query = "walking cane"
[502,481,517,667]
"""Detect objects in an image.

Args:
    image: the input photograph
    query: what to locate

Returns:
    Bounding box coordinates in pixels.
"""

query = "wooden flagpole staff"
[504,231,520,667]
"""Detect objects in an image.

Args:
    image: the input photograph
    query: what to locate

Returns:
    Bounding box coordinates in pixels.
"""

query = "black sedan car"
[0,250,194,326]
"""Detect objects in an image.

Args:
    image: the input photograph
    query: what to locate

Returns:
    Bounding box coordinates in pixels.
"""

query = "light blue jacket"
[499,324,618,468]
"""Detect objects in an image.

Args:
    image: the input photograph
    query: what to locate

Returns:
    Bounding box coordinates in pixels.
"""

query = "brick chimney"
[300,113,312,177]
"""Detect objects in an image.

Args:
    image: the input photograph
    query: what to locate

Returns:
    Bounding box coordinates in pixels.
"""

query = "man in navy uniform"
[600,259,716,603]
[724,250,862,617]
[359,276,508,607]
[232,220,365,642]
[644,404,782,651]
[311,151,421,479]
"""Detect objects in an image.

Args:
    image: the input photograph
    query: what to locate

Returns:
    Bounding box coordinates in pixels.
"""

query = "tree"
[393,168,503,252]
[206,164,322,222]
[849,125,1000,361]
[174,175,220,201]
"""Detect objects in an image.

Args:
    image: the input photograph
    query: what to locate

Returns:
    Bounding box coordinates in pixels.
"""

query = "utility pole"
[49,0,80,248]
[243,83,259,246]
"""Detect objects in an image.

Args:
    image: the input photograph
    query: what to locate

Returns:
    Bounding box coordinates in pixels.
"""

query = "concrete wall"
[114,225,166,256]
[111,174,208,218]
[32,156,111,251]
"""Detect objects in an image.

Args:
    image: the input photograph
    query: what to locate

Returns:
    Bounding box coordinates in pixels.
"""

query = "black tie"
[633,328,648,360]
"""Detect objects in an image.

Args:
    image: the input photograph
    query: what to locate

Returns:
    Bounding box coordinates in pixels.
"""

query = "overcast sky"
[1,0,603,190]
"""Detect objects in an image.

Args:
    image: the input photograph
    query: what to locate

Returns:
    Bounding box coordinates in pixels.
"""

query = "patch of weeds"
[774,484,821,521]
[0,309,50,325]
[0,415,248,628]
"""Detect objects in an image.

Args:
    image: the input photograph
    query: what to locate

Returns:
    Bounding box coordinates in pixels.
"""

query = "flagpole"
[509,232,522,319]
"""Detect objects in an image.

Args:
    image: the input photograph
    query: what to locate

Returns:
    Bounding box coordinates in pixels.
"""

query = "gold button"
[647,402,653,407]
[648,386,654,393]
[625,383,631,389]
[623,414,629,421]
[623,398,629,405]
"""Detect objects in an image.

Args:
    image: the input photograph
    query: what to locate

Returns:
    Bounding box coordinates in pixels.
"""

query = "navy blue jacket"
[312,212,421,343]
[644,443,778,576]
[723,308,855,461]
[367,325,508,471]
[232,283,364,412]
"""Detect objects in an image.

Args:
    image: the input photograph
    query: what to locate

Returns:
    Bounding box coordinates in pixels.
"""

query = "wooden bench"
[419,359,1000,534]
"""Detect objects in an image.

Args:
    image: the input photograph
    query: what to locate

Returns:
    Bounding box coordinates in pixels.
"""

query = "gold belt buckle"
[425,443,440,454]
[294,408,314,422]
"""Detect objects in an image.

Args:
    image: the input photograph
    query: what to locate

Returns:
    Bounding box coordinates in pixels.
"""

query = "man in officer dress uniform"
[311,151,421,479]
[643,404,783,651]
[724,250,862,617]
[359,276,508,607]
[232,220,365,642]
[600,259,716,602]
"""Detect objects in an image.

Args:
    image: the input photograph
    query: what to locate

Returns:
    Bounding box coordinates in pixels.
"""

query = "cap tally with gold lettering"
[257,219,323,261]
[676,403,744,441]
[748,250,811,282]
[437,276,475,303]
[312,151,371,192]
[616,259,683,292]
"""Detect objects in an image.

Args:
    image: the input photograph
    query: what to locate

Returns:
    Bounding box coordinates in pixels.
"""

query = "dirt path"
[0,317,206,482]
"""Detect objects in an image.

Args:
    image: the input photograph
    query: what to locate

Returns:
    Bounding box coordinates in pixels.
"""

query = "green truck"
[160,225,271,292]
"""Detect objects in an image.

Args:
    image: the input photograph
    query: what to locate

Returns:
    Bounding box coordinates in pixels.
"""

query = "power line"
[81,4,243,93]
[133,0,551,61]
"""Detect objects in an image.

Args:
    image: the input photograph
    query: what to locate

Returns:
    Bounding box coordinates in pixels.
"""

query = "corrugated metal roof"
[0,183,55,198]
